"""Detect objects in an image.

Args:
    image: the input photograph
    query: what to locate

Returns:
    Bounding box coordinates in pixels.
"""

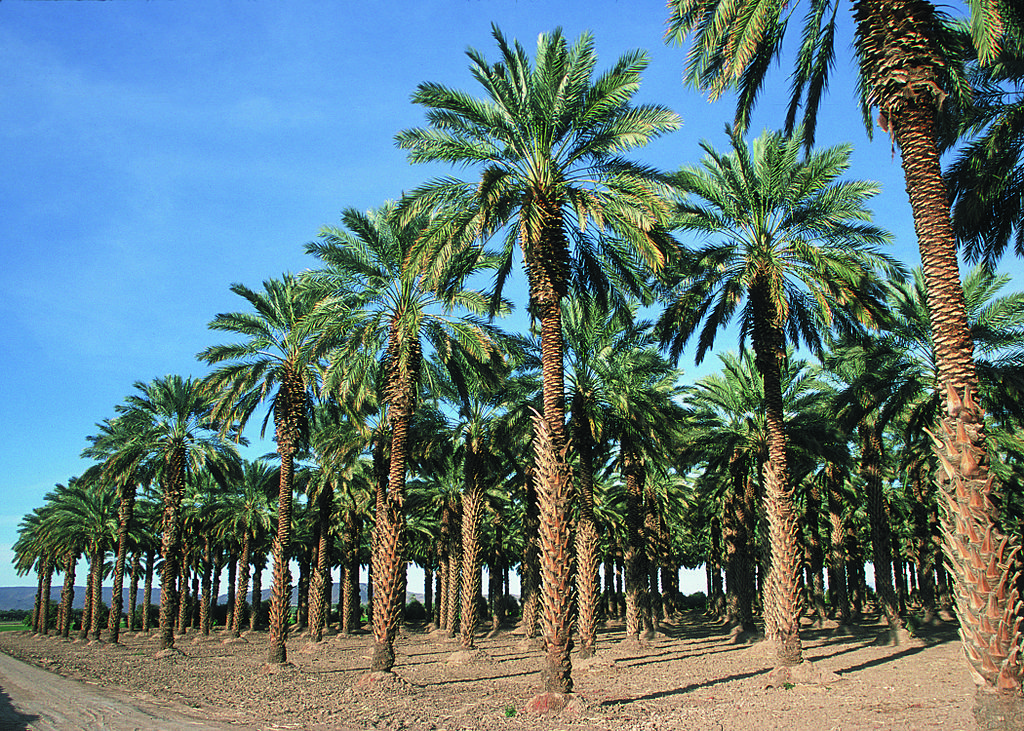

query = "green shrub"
[404,597,426,623]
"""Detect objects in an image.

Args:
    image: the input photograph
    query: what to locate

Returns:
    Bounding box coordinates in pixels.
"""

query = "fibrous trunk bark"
[158,448,187,650]
[751,289,801,665]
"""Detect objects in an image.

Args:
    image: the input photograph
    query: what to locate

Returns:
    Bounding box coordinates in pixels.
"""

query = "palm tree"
[830,262,1024,632]
[211,460,276,637]
[200,274,321,665]
[665,0,1024,697]
[44,470,119,641]
[12,506,55,634]
[655,126,896,665]
[110,375,239,652]
[561,296,679,651]
[82,413,154,644]
[302,203,503,673]
[396,27,681,695]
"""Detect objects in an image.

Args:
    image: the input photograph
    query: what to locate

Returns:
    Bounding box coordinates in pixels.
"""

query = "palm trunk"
[532,410,574,694]
[268,450,295,664]
[88,548,104,642]
[158,448,187,650]
[622,439,648,641]
[520,473,541,639]
[825,465,851,624]
[59,552,76,638]
[459,449,484,650]
[230,535,250,637]
[341,512,359,634]
[804,481,828,627]
[143,550,154,634]
[309,481,334,642]
[78,567,93,640]
[894,108,1024,692]
[200,539,212,635]
[371,337,418,671]
[38,556,53,635]
[128,551,141,632]
[107,482,136,643]
[752,294,801,665]
[250,559,264,632]
[177,556,191,635]
[860,423,902,634]
[853,0,1023,697]
[573,398,600,658]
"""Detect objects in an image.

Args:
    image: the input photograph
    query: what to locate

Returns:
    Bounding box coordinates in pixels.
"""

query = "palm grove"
[13,4,1024,720]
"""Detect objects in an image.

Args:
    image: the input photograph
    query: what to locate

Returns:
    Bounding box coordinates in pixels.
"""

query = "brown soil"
[0,612,979,730]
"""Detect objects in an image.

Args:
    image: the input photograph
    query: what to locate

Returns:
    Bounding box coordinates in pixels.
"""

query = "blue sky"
[0,0,1015,588]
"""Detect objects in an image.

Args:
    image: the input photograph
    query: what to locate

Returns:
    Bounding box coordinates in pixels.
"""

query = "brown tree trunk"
[199,540,212,635]
[854,0,1023,698]
[371,336,418,671]
[459,450,484,650]
[826,465,850,624]
[860,423,903,635]
[59,552,76,638]
[268,450,294,664]
[752,289,801,665]
[142,550,154,634]
[309,480,334,642]
[572,396,600,657]
[623,440,648,641]
[107,483,136,643]
[520,473,541,640]
[532,410,574,694]
[128,551,141,633]
[158,448,187,650]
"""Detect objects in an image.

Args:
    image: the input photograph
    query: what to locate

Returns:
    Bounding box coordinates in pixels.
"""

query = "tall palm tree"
[396,26,681,695]
[302,203,503,673]
[665,0,1024,696]
[200,274,321,664]
[655,126,897,665]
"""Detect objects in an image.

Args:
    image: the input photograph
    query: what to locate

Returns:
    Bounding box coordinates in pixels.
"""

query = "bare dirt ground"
[0,611,978,730]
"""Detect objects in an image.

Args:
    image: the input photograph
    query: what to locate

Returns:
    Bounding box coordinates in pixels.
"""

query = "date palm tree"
[112,375,239,652]
[665,0,1024,696]
[655,126,897,665]
[396,26,681,695]
[199,274,321,664]
[211,459,276,638]
[302,203,504,672]
[82,412,156,644]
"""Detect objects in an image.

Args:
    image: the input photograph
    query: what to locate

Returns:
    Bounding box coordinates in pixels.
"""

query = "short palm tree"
[302,203,503,672]
[211,459,276,638]
[655,126,897,665]
[113,375,239,651]
[396,26,681,695]
[199,274,320,664]
[82,412,155,643]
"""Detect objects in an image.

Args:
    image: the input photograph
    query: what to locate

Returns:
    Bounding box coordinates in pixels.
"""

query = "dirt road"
[0,650,244,731]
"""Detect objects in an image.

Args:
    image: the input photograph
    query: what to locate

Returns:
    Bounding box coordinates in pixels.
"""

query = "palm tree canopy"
[199,274,322,452]
[664,0,987,148]
[656,125,902,364]
[396,24,683,314]
[303,203,508,412]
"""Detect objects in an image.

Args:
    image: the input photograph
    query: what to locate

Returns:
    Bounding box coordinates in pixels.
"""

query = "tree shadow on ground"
[600,667,770,706]
[0,686,39,731]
